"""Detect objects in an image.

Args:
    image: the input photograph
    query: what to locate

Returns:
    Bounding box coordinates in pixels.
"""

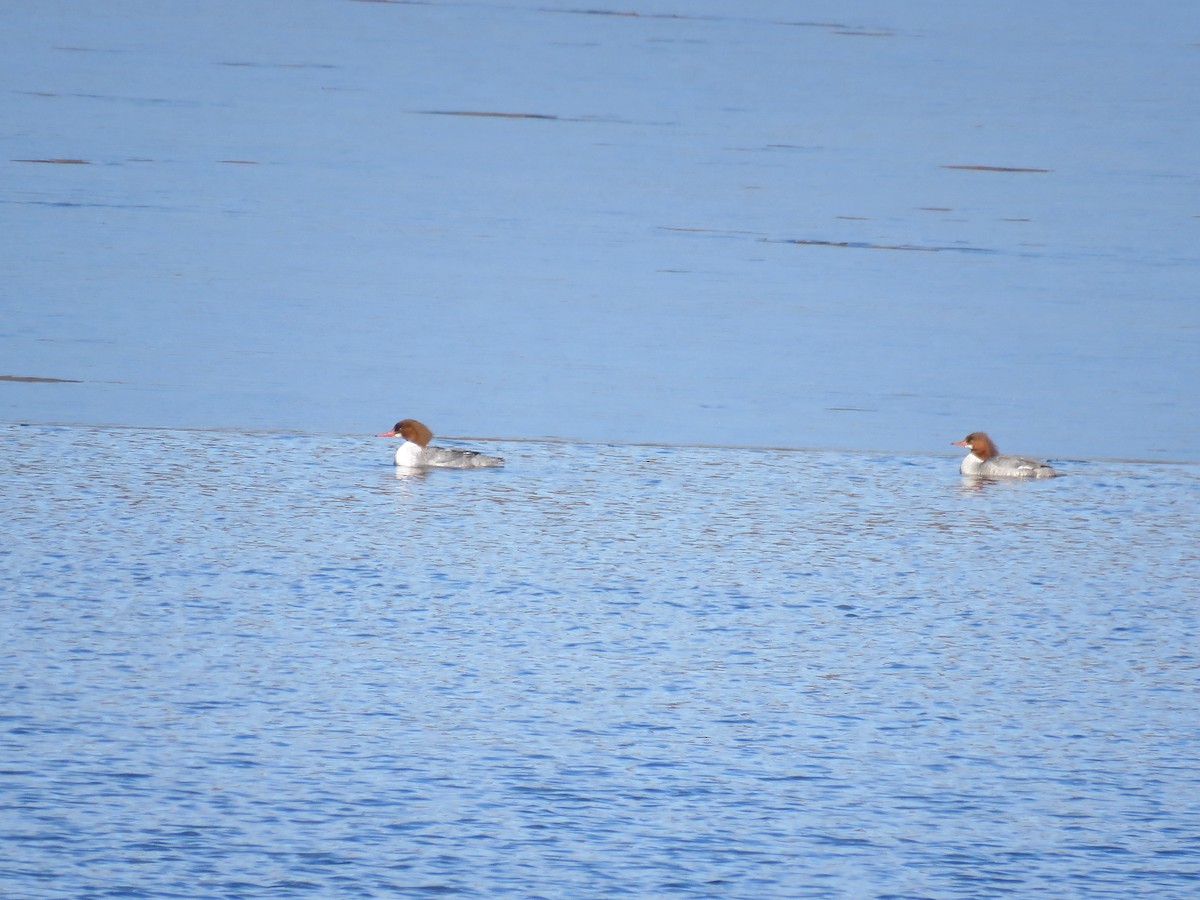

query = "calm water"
[3,423,1199,897]
[3,0,1199,458]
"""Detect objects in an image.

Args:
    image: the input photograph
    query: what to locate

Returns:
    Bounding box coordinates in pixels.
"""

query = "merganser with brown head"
[952,432,1056,478]
[377,419,504,468]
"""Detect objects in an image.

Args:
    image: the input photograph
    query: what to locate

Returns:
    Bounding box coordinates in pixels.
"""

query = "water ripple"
[2,424,1198,897]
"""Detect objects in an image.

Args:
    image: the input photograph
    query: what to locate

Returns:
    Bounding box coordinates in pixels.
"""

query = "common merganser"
[952,432,1056,479]
[377,419,504,468]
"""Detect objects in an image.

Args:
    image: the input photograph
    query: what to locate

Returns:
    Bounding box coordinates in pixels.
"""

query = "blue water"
[3,0,1198,459]
[4,1,1200,896]
[3,423,1199,897]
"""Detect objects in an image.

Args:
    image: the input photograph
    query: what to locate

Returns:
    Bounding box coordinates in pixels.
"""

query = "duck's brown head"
[951,431,998,460]
[377,418,434,447]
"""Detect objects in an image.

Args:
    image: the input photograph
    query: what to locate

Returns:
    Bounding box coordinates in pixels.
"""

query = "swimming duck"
[377,419,504,468]
[952,432,1056,478]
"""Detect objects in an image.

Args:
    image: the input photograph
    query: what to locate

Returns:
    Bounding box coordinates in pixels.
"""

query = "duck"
[377,419,504,468]
[952,432,1056,478]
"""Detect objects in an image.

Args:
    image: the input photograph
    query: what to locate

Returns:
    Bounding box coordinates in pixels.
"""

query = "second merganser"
[952,432,1056,478]
[377,419,504,468]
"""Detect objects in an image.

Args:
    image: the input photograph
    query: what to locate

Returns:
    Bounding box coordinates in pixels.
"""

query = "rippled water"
[6,2,1198,894]
[3,423,1198,897]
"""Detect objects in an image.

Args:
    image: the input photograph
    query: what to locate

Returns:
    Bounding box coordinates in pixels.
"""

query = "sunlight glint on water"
[3,424,1198,897]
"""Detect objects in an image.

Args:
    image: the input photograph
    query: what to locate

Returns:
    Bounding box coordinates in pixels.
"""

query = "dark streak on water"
[0,375,83,384]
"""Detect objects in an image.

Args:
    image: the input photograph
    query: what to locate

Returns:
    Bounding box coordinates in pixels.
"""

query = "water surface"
[4,2,1199,895]
[3,424,1198,897]
[3,0,1198,458]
